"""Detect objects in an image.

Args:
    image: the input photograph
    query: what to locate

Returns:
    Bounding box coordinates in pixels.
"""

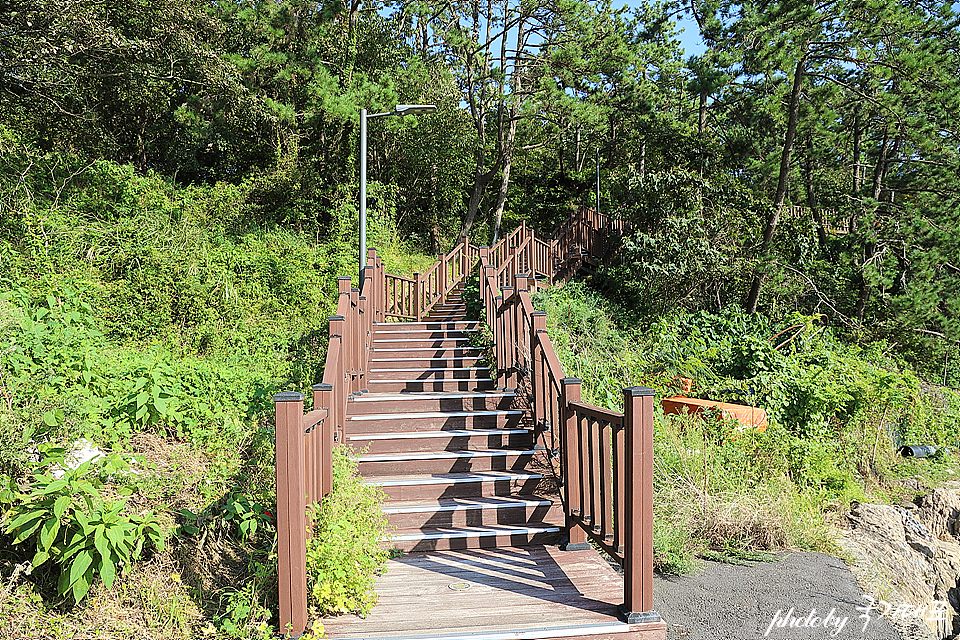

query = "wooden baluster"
[560,378,589,550]
[600,419,612,543]
[312,383,334,498]
[500,286,513,389]
[350,287,360,396]
[438,252,447,298]
[329,315,346,437]
[274,391,307,638]
[614,411,626,555]
[531,312,547,442]
[620,387,659,624]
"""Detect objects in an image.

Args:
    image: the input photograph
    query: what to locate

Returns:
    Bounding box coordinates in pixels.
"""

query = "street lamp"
[359,104,437,286]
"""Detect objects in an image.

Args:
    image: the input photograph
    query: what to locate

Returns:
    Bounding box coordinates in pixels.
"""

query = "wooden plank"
[321,546,659,640]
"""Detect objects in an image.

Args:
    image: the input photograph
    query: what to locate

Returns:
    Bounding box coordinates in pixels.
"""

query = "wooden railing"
[479,211,658,625]
[272,207,649,636]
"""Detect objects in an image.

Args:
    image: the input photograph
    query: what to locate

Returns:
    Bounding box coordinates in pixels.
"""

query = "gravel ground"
[650,552,937,640]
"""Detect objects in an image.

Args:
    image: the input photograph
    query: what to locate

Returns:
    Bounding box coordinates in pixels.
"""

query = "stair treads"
[387,524,560,542]
[348,410,521,421]
[366,471,543,487]
[370,356,482,362]
[368,378,492,383]
[373,338,471,342]
[374,329,477,334]
[349,428,528,440]
[370,347,481,352]
[369,367,489,373]
[383,497,553,514]
[351,392,514,402]
[353,449,535,463]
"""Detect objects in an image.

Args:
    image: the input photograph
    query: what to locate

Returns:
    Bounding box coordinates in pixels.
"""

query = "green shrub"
[1,449,164,603]
[305,448,388,616]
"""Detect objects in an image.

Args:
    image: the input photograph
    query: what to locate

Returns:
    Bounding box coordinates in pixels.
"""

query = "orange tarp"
[661,396,768,433]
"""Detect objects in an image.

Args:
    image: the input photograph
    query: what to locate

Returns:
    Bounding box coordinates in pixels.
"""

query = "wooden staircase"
[274,210,664,640]
[346,284,564,552]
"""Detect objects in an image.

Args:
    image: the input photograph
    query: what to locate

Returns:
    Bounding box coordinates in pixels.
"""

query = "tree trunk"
[698,90,707,136]
[745,53,807,313]
[849,104,862,233]
[804,133,828,249]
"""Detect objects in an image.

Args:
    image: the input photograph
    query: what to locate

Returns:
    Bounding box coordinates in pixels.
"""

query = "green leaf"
[54,495,71,518]
[94,526,109,560]
[32,549,50,568]
[39,516,60,551]
[99,555,117,590]
[42,410,60,427]
[69,550,94,588]
[72,573,92,602]
[5,509,44,533]
[136,391,149,407]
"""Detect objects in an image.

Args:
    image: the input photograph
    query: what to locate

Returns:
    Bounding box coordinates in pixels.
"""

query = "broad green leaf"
[136,391,149,407]
[54,495,71,518]
[39,517,60,551]
[42,410,60,427]
[99,555,117,590]
[11,516,44,544]
[32,549,50,568]
[4,509,44,532]
[72,572,92,602]
[69,550,94,587]
[94,527,109,560]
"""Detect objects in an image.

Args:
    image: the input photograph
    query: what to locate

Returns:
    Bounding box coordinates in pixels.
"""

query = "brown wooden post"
[414,273,422,321]
[515,274,530,367]
[349,288,360,396]
[358,295,368,393]
[531,312,547,434]
[274,392,308,638]
[494,293,504,387]
[619,387,659,624]
[500,286,514,390]
[328,315,345,438]
[312,383,334,498]
[483,264,495,323]
[438,252,447,297]
[560,378,589,550]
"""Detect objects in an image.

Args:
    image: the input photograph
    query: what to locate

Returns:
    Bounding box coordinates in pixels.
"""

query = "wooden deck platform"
[321,545,666,640]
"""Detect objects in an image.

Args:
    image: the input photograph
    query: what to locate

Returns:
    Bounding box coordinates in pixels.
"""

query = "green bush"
[305,448,389,616]
[1,449,164,603]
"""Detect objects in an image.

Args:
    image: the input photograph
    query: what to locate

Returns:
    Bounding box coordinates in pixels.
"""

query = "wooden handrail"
[274,206,641,637]
[477,207,658,625]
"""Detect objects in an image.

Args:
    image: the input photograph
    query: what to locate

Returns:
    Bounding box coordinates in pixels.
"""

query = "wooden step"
[367,379,495,392]
[355,449,536,475]
[370,348,482,359]
[385,523,561,552]
[368,356,483,369]
[374,321,476,330]
[346,427,532,453]
[372,338,474,349]
[346,409,523,432]
[368,471,546,500]
[348,391,516,414]
[368,367,490,381]
[372,329,475,338]
[383,496,560,529]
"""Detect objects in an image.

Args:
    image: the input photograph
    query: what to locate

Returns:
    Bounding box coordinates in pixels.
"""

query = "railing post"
[358,294,368,393]
[438,252,447,297]
[274,391,308,638]
[500,286,514,390]
[494,292,505,387]
[560,378,589,551]
[350,287,361,396]
[619,386,659,624]
[312,383,334,498]
[483,263,496,329]
[414,273,422,321]
[531,312,547,439]
[515,274,530,368]
[329,315,346,440]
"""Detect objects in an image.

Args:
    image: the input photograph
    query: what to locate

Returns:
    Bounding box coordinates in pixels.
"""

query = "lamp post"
[359,104,437,286]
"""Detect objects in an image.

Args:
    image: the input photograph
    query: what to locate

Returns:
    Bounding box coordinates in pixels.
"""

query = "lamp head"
[394,104,437,115]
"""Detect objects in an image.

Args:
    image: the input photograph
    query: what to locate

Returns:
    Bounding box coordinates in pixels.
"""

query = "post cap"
[562,377,582,385]
[329,315,345,321]
[531,311,547,316]
[312,383,333,391]
[338,276,352,281]
[273,391,305,403]
[625,386,656,397]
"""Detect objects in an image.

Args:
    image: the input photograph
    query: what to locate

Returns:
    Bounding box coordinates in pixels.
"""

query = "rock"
[842,488,960,640]
[918,488,960,540]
